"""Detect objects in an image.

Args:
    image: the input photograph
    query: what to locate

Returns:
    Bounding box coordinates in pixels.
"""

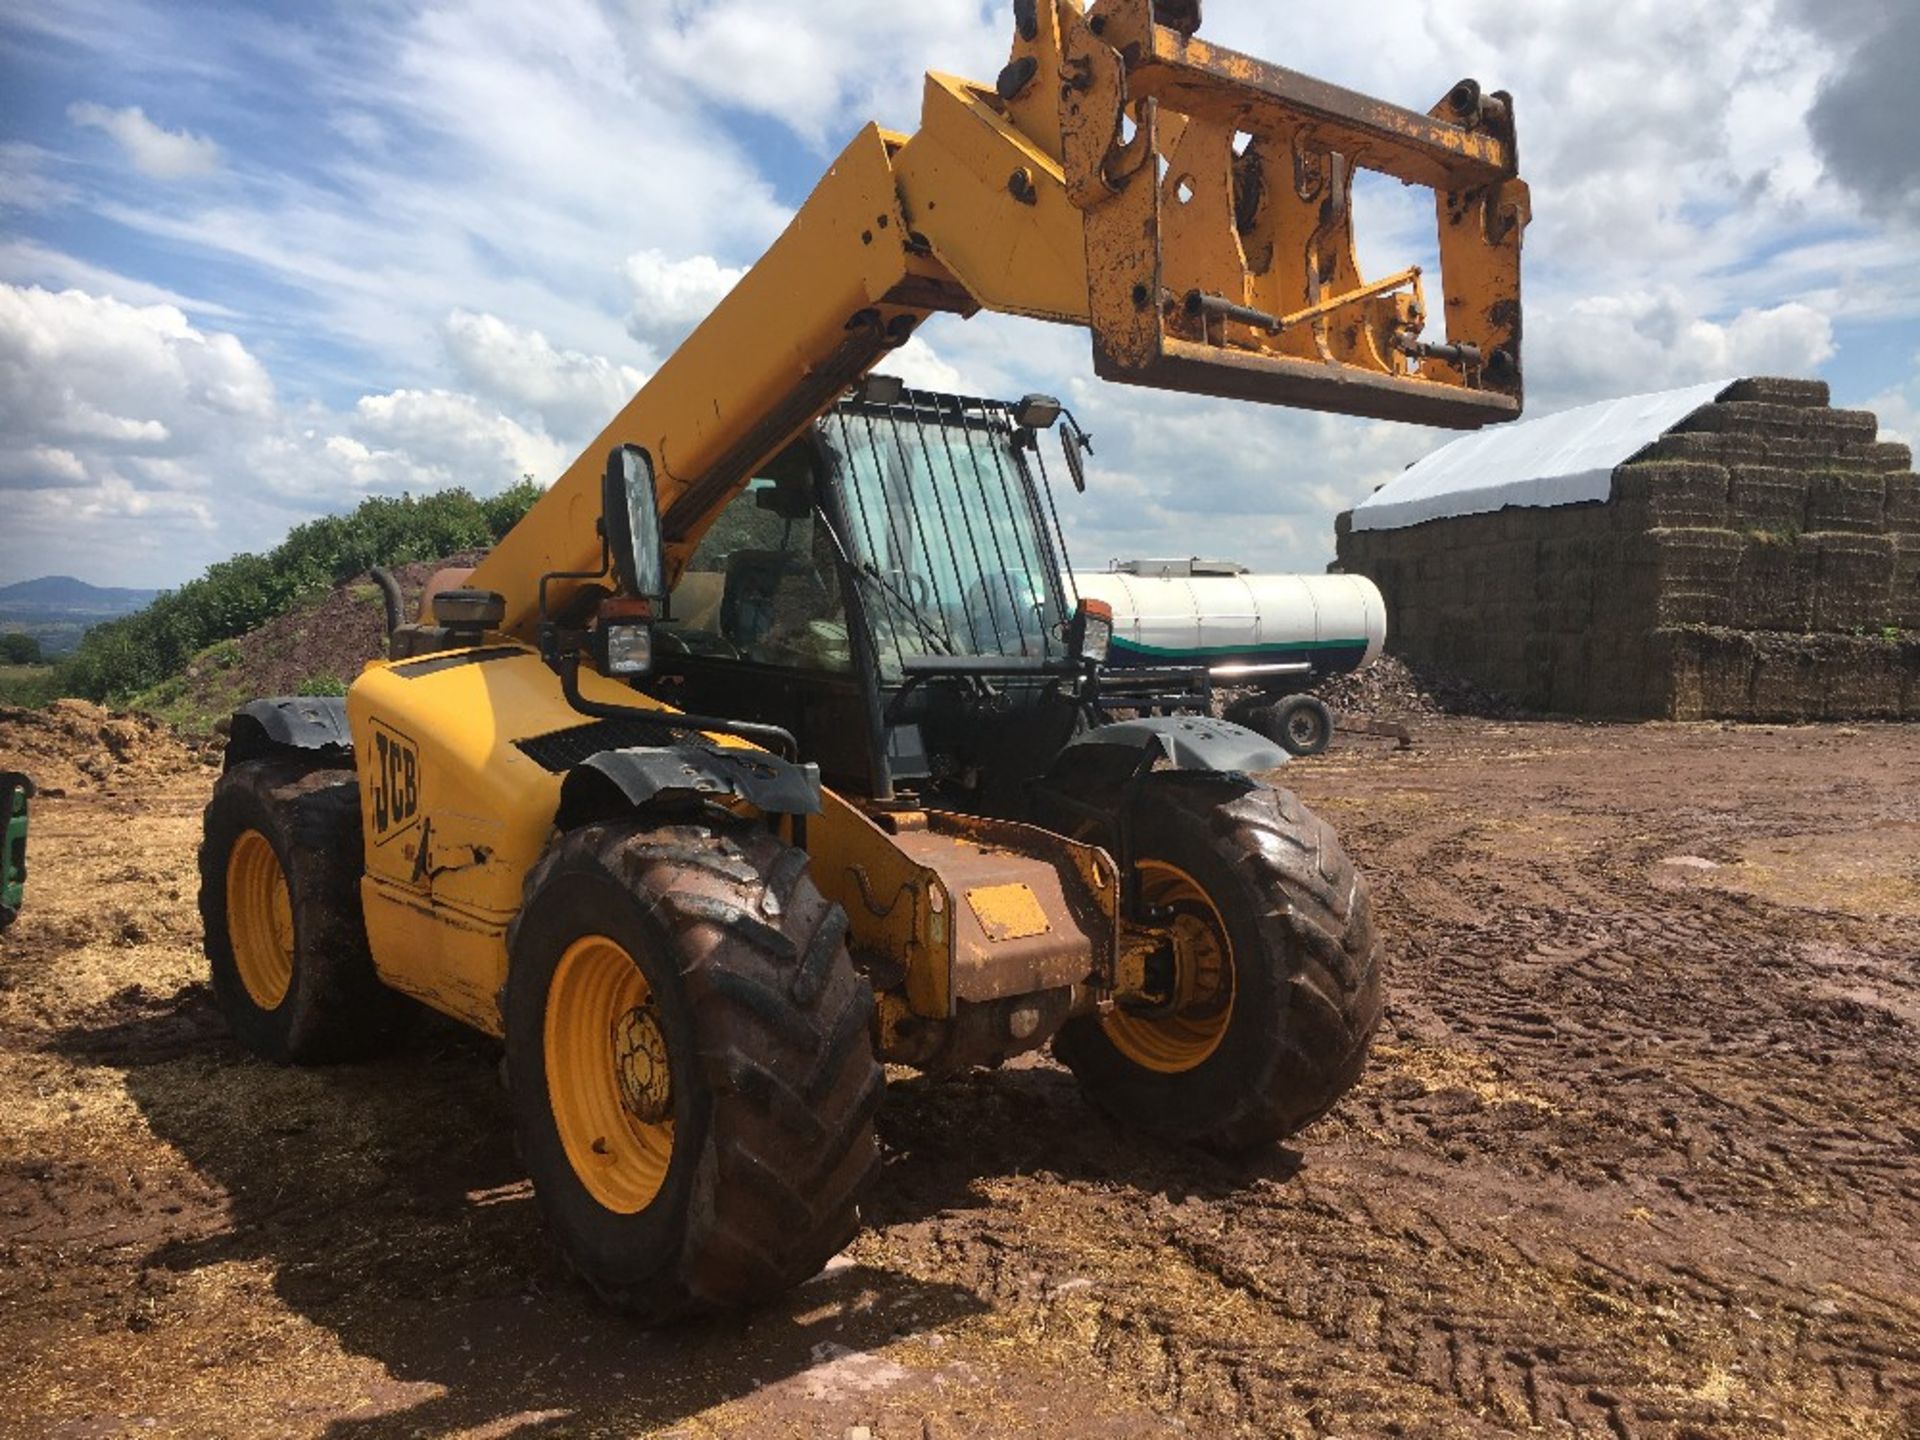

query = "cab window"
[659,448,851,672]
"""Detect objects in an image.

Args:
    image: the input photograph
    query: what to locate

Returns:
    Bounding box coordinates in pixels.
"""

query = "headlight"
[1070,598,1113,664]
[600,622,654,676]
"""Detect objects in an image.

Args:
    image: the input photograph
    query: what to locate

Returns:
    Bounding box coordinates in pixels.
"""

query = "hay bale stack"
[1335,377,1920,719]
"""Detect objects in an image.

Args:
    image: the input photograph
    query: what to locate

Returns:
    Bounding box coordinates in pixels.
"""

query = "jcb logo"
[369,722,421,842]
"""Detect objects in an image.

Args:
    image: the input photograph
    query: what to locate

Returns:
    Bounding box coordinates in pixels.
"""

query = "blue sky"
[2,0,1917,589]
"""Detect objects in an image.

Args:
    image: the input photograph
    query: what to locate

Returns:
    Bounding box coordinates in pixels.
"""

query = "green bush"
[60,480,542,704]
[295,674,348,697]
[0,633,42,665]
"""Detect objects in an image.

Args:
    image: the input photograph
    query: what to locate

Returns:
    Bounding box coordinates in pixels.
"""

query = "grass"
[127,640,257,735]
[0,665,64,708]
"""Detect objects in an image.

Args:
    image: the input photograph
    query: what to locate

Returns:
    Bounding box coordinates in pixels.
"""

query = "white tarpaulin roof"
[1348,378,1735,531]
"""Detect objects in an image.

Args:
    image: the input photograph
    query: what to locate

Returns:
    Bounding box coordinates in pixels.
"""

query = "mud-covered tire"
[198,759,408,1064]
[1052,772,1382,1150]
[503,816,882,1321]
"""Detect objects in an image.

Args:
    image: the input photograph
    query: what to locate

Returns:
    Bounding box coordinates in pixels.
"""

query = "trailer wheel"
[1264,695,1335,757]
[504,816,882,1321]
[199,759,408,1063]
[1052,773,1382,1149]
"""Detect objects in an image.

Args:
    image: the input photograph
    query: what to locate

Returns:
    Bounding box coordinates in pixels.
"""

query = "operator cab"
[645,384,1105,809]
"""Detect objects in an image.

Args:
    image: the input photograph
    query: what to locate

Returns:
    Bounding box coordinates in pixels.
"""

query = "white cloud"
[1532,292,1836,410]
[328,110,388,153]
[884,336,967,394]
[1048,374,1436,575]
[70,2,790,388]
[0,285,271,468]
[0,444,88,490]
[0,284,282,578]
[623,250,746,359]
[350,388,567,489]
[0,240,241,319]
[0,142,77,213]
[1864,356,1920,447]
[632,0,1004,146]
[443,309,645,445]
[0,283,582,585]
[67,102,221,180]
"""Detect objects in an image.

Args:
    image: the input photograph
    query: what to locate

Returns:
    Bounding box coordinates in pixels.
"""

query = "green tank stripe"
[1109,636,1367,659]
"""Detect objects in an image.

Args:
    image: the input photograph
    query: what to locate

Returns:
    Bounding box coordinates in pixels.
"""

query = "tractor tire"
[503,816,882,1321]
[199,759,408,1064]
[1052,772,1381,1150]
[1263,695,1335,757]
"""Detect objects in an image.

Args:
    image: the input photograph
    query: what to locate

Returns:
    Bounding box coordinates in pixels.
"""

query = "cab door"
[644,445,876,793]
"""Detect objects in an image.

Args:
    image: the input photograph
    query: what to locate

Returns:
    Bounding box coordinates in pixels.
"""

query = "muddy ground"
[1,711,1915,1438]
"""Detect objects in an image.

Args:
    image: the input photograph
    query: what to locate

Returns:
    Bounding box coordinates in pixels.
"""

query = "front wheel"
[504,816,882,1320]
[1052,773,1382,1150]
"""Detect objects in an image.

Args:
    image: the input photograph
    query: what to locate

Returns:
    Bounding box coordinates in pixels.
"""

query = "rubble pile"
[0,700,209,794]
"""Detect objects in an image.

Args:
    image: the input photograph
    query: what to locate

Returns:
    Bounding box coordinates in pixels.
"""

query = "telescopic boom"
[470,0,1528,637]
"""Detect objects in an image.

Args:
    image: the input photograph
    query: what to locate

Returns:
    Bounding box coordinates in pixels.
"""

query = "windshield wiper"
[854,563,957,657]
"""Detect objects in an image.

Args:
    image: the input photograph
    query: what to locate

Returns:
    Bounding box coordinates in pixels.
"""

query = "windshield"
[818,396,1069,678]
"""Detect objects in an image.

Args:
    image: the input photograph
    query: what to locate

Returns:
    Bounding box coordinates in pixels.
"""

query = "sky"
[1,0,1917,590]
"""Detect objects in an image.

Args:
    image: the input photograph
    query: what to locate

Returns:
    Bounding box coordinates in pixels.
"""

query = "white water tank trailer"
[1075,559,1387,690]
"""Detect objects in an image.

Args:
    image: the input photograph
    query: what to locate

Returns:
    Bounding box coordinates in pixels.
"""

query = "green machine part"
[1,772,32,931]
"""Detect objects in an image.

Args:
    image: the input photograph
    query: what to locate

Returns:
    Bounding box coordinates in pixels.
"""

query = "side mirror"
[1059,421,1090,494]
[603,444,666,600]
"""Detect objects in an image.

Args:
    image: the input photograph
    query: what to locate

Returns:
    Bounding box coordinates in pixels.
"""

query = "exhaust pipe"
[369,566,405,640]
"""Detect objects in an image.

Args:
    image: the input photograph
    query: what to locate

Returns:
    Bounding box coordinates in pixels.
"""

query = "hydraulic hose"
[558,653,800,761]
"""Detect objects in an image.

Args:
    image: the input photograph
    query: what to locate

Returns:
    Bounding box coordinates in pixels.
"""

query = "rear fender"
[224,697,354,771]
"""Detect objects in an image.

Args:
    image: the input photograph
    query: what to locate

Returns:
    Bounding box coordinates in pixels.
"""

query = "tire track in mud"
[875,1061,1915,1438]
[866,725,1919,1437]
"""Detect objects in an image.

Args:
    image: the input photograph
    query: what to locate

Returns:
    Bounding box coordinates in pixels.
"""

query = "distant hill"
[0,576,161,656]
[0,575,160,614]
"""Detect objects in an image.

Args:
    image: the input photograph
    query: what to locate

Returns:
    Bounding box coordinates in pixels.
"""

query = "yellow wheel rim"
[1103,860,1235,1074]
[545,934,675,1214]
[226,829,294,1010]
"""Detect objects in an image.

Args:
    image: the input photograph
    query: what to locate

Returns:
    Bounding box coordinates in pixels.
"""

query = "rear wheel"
[1052,772,1382,1149]
[504,816,882,1320]
[1264,695,1335,757]
[198,759,408,1063]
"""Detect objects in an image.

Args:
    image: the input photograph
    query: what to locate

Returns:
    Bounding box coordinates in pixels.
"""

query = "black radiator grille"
[516,717,685,771]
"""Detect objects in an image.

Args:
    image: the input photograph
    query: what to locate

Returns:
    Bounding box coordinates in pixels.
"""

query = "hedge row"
[60,481,541,704]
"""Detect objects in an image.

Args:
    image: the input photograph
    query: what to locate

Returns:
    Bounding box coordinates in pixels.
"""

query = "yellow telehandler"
[199,0,1527,1318]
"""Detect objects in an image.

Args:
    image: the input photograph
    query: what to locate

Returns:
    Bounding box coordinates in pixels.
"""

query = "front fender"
[1060,715,1288,775]
[555,742,822,830]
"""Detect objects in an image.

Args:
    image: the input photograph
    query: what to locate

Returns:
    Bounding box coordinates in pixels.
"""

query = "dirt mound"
[0,699,211,795]
[1316,653,1526,719]
[138,551,488,733]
